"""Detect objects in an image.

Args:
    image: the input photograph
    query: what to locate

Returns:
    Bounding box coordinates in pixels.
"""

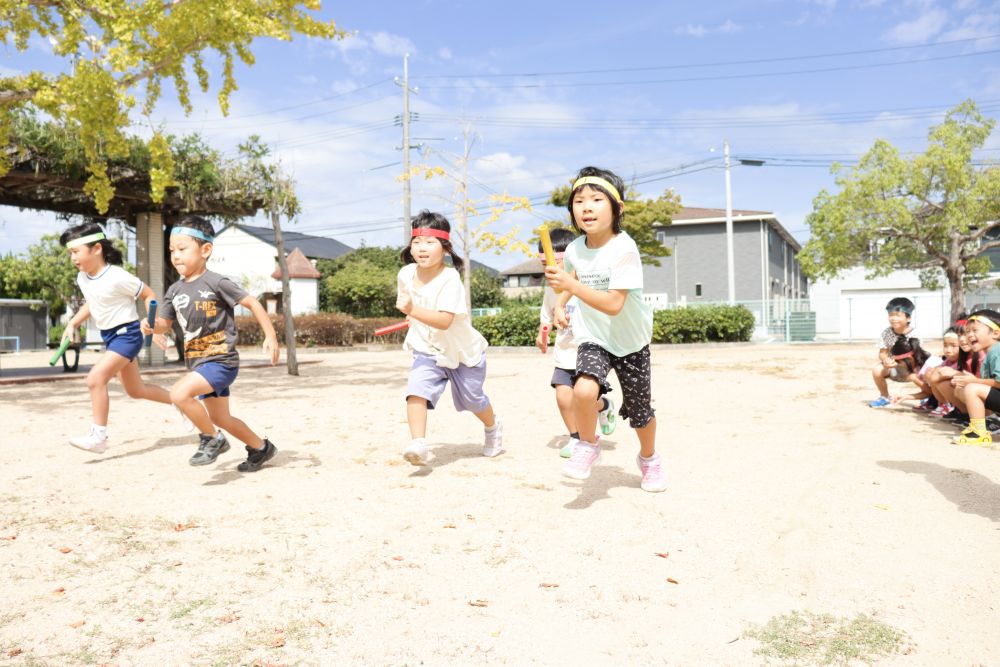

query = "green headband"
[572,176,623,203]
[65,232,106,248]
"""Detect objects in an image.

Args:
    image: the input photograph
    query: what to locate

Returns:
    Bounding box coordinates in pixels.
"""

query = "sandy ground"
[0,343,998,666]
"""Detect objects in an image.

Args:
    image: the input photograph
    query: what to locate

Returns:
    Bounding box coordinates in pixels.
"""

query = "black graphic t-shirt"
[159,270,249,369]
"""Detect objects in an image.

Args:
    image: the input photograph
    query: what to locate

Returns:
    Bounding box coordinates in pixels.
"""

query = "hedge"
[235,313,409,347]
[651,304,755,343]
[472,307,547,347]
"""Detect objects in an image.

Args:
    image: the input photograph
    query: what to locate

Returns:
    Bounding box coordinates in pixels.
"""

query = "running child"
[545,166,665,493]
[869,297,916,408]
[949,309,1000,446]
[396,210,502,465]
[141,216,281,471]
[60,222,173,454]
[536,227,616,458]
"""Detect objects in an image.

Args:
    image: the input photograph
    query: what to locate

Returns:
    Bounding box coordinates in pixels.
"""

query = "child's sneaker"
[188,432,230,466]
[953,427,993,446]
[483,418,503,457]
[403,438,429,466]
[563,439,601,480]
[559,437,579,458]
[929,403,953,418]
[868,396,891,408]
[912,398,932,412]
[636,453,667,493]
[69,427,108,454]
[598,398,617,435]
[237,438,277,472]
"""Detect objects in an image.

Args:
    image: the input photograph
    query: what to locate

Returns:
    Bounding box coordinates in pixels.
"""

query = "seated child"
[950,309,1000,445]
[869,297,915,408]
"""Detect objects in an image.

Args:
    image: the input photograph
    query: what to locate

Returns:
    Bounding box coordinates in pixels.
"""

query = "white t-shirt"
[564,232,653,357]
[541,285,579,370]
[76,265,143,331]
[398,263,488,369]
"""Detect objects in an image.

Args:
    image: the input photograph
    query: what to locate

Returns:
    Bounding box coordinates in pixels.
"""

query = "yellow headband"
[970,315,1000,331]
[572,176,623,203]
[65,232,106,248]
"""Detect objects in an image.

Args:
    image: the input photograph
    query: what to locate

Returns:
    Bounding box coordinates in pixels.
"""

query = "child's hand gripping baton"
[540,227,561,294]
[375,321,409,337]
[48,337,72,366]
[143,300,157,348]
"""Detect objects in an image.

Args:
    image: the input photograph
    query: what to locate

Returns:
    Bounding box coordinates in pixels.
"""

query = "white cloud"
[883,9,949,44]
[369,31,416,58]
[438,47,453,61]
[939,11,1000,43]
[674,20,743,37]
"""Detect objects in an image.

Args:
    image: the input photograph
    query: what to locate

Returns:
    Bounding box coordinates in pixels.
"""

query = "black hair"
[890,335,930,374]
[885,297,915,317]
[953,322,979,374]
[172,215,216,247]
[59,221,123,266]
[400,210,464,271]
[969,308,1000,324]
[537,227,577,254]
[566,166,626,235]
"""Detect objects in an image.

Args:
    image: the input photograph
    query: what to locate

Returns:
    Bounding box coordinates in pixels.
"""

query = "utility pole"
[724,138,735,305]
[395,54,419,244]
[459,126,473,314]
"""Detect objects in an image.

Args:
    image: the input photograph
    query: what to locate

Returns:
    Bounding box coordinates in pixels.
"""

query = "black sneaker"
[237,439,277,473]
[944,409,967,421]
[189,432,230,466]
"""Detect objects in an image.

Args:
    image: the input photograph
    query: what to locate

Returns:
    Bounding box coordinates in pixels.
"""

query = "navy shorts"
[985,387,1000,413]
[101,321,143,362]
[551,367,575,388]
[194,362,239,399]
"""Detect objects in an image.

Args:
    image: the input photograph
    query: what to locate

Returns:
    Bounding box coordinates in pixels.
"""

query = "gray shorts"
[551,367,575,388]
[407,352,490,412]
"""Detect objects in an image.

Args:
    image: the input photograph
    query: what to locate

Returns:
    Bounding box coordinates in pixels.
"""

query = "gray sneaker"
[189,432,230,466]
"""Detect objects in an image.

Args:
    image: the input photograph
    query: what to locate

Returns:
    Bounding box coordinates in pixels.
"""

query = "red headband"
[893,351,914,361]
[412,227,450,241]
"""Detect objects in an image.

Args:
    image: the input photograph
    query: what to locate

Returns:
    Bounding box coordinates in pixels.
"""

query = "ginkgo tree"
[0,1,343,213]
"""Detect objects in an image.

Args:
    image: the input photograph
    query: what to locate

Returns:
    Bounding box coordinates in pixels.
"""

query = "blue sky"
[2,0,999,269]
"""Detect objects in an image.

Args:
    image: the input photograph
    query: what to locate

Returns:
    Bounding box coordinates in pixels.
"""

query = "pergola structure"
[0,161,265,365]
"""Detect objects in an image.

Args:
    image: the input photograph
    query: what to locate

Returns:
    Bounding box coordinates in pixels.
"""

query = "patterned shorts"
[574,343,654,428]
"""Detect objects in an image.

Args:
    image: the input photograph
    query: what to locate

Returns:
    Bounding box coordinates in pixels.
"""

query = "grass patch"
[170,597,213,620]
[744,610,907,665]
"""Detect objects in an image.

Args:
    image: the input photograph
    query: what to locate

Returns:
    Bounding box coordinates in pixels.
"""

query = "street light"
[724,139,764,304]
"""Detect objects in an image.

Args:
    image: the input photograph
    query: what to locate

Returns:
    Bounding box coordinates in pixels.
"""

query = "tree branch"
[885,228,948,265]
[0,90,38,105]
[974,239,1000,254]
[966,218,1000,245]
[119,38,208,88]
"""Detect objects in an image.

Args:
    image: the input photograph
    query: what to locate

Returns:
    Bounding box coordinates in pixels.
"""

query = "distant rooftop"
[230,224,353,261]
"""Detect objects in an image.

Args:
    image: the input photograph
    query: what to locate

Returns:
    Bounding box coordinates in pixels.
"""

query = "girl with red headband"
[544,166,665,493]
[395,210,502,465]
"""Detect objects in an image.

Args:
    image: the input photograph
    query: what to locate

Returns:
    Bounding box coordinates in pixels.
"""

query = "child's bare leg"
[169,373,215,434]
[959,384,990,419]
[472,404,496,429]
[85,351,133,425]
[635,417,657,458]
[573,376,601,444]
[555,385,576,433]
[118,360,171,404]
[406,395,428,439]
[872,364,890,396]
[204,397,263,449]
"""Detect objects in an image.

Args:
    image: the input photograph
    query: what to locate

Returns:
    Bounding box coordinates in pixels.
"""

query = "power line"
[416,33,1000,79]
[416,48,1000,89]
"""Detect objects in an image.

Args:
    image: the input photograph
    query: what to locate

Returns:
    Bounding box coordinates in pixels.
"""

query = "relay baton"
[375,321,409,337]
[143,300,157,348]
[540,325,550,354]
[48,337,72,366]
[540,227,561,294]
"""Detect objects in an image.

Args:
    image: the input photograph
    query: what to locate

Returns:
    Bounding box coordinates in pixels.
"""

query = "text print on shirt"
[577,270,610,291]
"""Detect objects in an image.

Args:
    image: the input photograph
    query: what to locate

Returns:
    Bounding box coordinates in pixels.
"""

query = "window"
[695,283,702,298]
[518,275,532,287]
[656,230,667,244]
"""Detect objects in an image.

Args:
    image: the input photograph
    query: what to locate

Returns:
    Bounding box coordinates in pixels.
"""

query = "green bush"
[652,305,755,343]
[473,307,547,346]
[236,314,410,347]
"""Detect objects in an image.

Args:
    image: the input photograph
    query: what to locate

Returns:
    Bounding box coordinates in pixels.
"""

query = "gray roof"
[232,224,354,260]
[502,257,544,277]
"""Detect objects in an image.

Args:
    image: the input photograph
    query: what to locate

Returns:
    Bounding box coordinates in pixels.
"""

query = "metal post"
[673,238,679,305]
[724,139,735,304]
[395,54,417,244]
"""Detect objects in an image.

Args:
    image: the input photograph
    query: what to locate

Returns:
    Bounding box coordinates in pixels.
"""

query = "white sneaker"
[599,398,617,435]
[69,428,108,454]
[559,436,578,458]
[403,438,429,466]
[563,439,601,480]
[483,418,504,457]
[636,453,667,493]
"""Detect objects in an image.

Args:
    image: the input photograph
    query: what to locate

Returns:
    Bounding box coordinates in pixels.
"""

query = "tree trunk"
[270,207,299,376]
[946,232,966,322]
[948,273,966,321]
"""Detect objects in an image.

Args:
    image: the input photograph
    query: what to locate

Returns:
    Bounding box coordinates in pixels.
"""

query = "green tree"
[800,100,1000,320]
[0,1,343,212]
[546,185,681,265]
[318,246,401,317]
[470,267,503,308]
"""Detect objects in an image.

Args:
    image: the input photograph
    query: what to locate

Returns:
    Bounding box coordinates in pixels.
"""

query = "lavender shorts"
[406,352,490,412]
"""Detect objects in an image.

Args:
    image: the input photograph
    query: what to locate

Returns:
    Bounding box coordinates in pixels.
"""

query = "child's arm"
[140,314,174,336]
[396,289,455,330]
[62,303,91,343]
[951,372,1000,390]
[545,264,627,316]
[240,295,280,365]
[877,347,896,368]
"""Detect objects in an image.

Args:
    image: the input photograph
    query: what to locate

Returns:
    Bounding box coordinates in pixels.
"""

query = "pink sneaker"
[636,454,667,492]
[929,403,953,418]
[563,440,601,480]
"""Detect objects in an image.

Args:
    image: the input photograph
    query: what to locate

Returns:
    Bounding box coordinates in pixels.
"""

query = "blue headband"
[170,226,214,242]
